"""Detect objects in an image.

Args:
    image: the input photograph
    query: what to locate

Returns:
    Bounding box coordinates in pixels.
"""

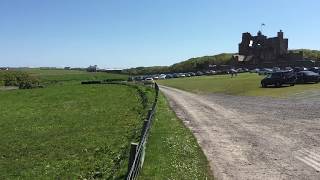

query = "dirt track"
[160,85,320,180]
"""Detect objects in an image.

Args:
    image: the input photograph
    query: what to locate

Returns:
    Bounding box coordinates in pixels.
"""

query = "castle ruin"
[234,30,305,67]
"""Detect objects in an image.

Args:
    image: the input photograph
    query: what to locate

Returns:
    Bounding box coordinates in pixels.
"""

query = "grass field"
[158,73,320,97]
[22,68,128,85]
[0,84,148,179]
[140,93,213,179]
[0,68,214,179]
[0,69,143,179]
[0,68,128,87]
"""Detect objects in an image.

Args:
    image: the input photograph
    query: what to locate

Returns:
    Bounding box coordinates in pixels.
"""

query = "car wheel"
[261,83,266,88]
[290,83,295,86]
[275,82,281,88]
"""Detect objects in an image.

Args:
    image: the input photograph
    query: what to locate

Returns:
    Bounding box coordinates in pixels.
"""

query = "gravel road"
[160,85,320,180]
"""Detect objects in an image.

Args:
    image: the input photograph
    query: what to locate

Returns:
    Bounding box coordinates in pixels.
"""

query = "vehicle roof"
[271,70,292,73]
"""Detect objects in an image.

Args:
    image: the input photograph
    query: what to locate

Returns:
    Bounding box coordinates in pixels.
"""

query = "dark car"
[309,67,320,73]
[172,73,179,78]
[261,71,296,88]
[296,71,320,83]
[189,72,196,76]
[165,74,173,79]
[293,67,308,72]
[196,71,204,76]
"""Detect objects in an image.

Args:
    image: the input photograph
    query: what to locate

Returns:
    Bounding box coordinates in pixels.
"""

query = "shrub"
[3,71,40,89]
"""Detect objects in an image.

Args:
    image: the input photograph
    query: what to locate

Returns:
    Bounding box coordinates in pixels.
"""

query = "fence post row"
[126,83,159,180]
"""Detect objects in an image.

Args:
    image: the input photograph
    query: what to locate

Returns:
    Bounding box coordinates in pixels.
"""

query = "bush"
[3,71,40,89]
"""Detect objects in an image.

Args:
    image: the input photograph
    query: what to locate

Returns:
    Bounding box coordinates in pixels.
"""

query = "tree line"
[122,53,234,75]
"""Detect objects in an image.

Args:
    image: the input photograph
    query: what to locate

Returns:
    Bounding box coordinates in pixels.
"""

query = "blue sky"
[0,0,319,68]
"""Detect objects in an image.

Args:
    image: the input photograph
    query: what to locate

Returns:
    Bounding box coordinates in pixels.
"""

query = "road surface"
[160,85,320,180]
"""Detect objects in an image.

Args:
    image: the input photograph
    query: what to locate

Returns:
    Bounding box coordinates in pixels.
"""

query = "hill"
[123,53,234,75]
[123,49,320,75]
[289,49,320,60]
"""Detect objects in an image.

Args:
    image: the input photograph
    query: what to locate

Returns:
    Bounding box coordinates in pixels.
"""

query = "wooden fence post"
[127,143,138,175]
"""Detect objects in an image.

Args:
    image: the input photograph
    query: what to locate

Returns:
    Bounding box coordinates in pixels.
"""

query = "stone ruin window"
[249,40,253,47]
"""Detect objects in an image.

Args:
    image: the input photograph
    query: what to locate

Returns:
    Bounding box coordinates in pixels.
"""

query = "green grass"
[158,73,320,97]
[20,68,128,85]
[0,68,213,179]
[0,84,146,179]
[139,94,213,179]
[0,68,128,87]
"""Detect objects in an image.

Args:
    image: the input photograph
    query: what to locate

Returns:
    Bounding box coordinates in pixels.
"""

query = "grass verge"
[139,93,213,179]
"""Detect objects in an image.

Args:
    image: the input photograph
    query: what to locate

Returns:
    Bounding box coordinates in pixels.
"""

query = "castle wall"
[238,31,291,66]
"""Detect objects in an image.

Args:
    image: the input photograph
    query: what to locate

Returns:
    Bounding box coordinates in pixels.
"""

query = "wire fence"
[126,82,159,180]
[81,80,159,179]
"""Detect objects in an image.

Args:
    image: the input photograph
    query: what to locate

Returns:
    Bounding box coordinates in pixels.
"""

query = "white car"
[144,78,154,84]
[159,74,166,79]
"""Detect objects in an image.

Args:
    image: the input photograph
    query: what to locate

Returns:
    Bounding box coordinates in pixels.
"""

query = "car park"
[261,71,296,88]
[296,71,320,83]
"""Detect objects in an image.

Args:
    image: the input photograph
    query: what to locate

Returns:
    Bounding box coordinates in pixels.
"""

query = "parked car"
[205,71,211,75]
[250,68,260,73]
[209,70,217,75]
[159,74,166,79]
[294,67,308,72]
[173,73,179,78]
[144,78,154,84]
[296,71,320,83]
[236,68,244,73]
[179,73,186,78]
[185,73,191,77]
[272,67,281,72]
[285,67,293,71]
[196,71,204,76]
[166,74,173,79]
[152,75,159,80]
[309,67,320,73]
[258,68,273,75]
[189,72,196,76]
[134,76,144,81]
[261,71,296,88]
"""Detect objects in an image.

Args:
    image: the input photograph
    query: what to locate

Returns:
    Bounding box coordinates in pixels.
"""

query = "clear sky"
[0,0,319,68]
